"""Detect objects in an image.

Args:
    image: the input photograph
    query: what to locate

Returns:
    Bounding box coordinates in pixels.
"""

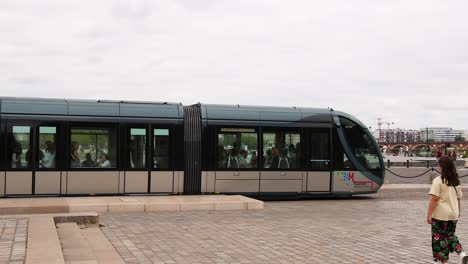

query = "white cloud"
[0,0,467,130]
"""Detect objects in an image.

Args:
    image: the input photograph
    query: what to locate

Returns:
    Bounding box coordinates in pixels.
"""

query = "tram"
[0,97,384,197]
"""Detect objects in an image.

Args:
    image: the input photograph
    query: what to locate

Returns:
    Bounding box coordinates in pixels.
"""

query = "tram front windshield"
[340,117,383,178]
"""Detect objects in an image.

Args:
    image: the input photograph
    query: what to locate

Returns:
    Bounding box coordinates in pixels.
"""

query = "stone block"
[247,201,264,210]
[107,203,144,213]
[69,204,108,214]
[145,203,181,212]
[214,202,247,211]
[180,202,215,211]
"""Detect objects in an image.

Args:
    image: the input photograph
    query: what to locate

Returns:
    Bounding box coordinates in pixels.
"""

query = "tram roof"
[0,97,362,125]
[200,104,332,123]
[0,97,183,119]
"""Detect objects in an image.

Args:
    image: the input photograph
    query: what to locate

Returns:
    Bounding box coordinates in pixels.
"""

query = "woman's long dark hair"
[438,156,460,186]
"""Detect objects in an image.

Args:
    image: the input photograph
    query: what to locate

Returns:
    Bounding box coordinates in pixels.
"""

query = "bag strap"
[453,186,460,210]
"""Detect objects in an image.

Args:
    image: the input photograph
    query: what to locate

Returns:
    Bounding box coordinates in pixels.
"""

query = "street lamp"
[426,127,430,157]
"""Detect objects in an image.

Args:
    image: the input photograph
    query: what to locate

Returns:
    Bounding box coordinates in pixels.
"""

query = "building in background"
[420,127,465,142]
[375,128,421,144]
[374,127,466,144]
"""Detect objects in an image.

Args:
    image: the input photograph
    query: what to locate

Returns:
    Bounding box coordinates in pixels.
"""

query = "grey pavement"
[0,218,27,264]
[100,188,468,264]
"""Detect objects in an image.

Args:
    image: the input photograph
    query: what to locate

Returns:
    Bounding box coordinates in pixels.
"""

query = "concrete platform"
[24,214,124,264]
[0,195,263,215]
[26,216,65,264]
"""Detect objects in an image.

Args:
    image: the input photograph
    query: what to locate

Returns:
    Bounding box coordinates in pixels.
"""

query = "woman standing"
[427,156,468,263]
[70,142,80,168]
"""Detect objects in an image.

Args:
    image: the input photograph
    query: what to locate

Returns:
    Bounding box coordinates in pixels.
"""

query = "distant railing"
[385,159,466,168]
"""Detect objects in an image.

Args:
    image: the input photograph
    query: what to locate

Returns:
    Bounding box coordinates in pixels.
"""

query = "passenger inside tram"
[238,149,248,168]
[278,148,290,169]
[70,142,80,168]
[288,144,297,168]
[250,151,258,168]
[81,153,96,167]
[270,147,280,169]
[8,134,22,168]
[227,148,239,168]
[264,149,272,167]
[41,141,56,168]
[218,146,227,168]
[98,153,111,168]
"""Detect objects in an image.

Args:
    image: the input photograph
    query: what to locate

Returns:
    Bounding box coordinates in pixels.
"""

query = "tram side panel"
[211,126,261,194]
[202,124,309,195]
[0,114,4,196]
[200,125,216,193]
[332,171,380,194]
[65,120,120,195]
[173,124,185,193]
[329,113,384,195]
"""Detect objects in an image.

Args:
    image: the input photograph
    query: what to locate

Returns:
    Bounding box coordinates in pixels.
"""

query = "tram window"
[218,129,258,169]
[343,152,357,170]
[8,126,31,169]
[129,128,146,169]
[340,117,382,172]
[38,126,57,169]
[262,132,300,169]
[70,128,117,169]
[154,129,170,169]
[306,132,329,170]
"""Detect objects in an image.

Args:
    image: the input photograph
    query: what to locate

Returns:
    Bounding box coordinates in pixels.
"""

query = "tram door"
[124,127,149,193]
[5,122,33,195]
[305,129,331,192]
[5,121,60,195]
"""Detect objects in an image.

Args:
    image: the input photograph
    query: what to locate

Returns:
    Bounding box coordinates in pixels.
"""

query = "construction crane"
[377,118,394,130]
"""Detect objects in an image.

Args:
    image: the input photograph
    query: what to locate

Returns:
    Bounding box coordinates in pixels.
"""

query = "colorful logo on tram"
[336,171,355,182]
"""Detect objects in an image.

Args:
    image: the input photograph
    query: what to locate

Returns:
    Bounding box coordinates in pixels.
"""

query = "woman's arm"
[458,198,461,218]
[427,195,440,224]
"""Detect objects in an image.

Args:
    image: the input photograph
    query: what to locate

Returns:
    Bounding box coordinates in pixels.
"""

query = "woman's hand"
[427,215,433,225]
[427,195,439,225]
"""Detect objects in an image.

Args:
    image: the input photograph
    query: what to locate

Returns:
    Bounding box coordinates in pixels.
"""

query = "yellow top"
[429,176,463,221]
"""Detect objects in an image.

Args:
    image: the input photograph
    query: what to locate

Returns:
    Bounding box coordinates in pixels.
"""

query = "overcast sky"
[1,0,467,130]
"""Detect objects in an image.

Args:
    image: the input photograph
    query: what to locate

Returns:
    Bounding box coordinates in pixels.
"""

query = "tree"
[454,135,466,142]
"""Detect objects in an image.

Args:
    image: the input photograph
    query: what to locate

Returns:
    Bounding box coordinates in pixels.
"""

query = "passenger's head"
[85,153,92,160]
[438,156,460,186]
[230,148,237,156]
[240,149,247,158]
[272,147,279,156]
[72,142,79,150]
[233,141,239,150]
[100,153,108,161]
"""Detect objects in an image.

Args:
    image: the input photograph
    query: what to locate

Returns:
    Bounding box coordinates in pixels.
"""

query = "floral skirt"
[432,218,463,261]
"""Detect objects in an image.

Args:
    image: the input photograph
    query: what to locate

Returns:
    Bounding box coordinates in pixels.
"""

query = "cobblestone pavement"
[100,188,468,264]
[0,218,27,264]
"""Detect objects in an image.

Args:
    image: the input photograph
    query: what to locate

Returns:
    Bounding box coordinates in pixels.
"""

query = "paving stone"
[98,188,468,263]
[0,218,27,264]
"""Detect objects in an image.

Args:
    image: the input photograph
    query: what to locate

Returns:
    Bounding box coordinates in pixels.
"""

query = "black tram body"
[0,97,384,197]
